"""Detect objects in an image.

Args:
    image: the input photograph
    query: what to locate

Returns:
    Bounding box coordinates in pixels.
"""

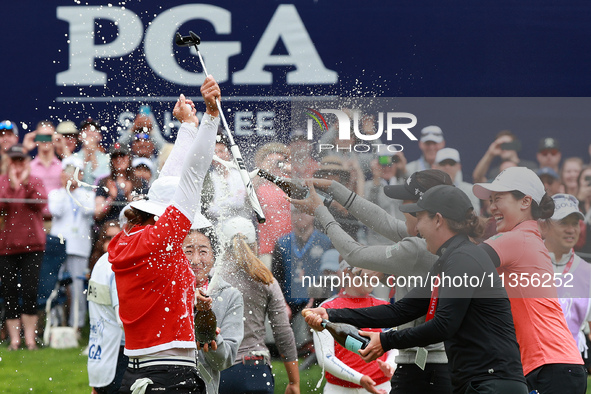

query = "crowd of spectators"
[1,112,591,383]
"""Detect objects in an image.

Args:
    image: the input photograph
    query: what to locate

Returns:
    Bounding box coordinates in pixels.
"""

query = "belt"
[242,355,268,366]
[128,355,196,369]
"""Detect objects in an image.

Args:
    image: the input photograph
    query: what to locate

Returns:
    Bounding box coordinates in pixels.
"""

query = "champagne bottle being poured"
[303,310,369,354]
[257,169,333,207]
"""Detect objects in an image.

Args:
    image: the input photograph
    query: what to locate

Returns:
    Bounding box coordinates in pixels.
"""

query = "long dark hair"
[109,152,134,181]
[89,220,120,272]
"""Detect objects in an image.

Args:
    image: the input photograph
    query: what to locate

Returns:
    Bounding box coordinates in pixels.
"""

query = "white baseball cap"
[551,194,585,221]
[61,156,84,171]
[319,249,340,273]
[129,176,179,217]
[132,157,155,174]
[435,148,460,164]
[191,212,213,230]
[420,125,444,143]
[473,167,545,204]
[220,216,256,246]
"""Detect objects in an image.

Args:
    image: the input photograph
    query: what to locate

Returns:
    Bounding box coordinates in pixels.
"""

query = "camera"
[34,134,53,143]
[500,140,522,152]
[378,155,399,166]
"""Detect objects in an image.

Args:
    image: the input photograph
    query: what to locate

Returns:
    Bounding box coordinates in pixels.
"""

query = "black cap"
[538,137,560,152]
[80,118,101,131]
[5,144,28,160]
[109,142,129,157]
[384,169,453,201]
[399,184,472,222]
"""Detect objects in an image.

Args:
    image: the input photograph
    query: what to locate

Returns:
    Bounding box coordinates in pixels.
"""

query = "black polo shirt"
[328,234,525,392]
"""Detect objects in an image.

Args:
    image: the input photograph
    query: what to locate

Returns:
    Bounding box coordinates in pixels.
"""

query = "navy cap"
[400,185,472,222]
[384,169,453,201]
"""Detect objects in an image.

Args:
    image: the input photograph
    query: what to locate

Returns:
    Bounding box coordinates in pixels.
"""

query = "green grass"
[0,342,325,393]
[2,342,590,393]
[0,345,89,393]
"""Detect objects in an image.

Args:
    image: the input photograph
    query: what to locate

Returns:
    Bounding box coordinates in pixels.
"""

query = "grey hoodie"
[313,181,447,365]
[196,277,244,394]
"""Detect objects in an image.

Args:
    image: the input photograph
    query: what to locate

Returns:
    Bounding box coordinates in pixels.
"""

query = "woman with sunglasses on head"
[473,167,586,394]
[108,76,221,394]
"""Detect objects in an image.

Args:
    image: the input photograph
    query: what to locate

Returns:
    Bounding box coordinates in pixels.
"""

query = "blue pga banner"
[2,1,591,173]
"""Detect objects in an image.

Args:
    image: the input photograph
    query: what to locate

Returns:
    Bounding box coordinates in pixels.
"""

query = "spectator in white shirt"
[48,156,95,328]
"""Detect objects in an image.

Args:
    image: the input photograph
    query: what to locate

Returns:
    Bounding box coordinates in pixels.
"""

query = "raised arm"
[472,135,511,183]
[290,183,435,277]
[171,76,220,222]
[315,179,409,242]
[159,94,202,178]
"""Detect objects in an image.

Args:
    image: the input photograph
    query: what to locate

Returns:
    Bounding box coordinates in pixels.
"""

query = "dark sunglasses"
[134,133,151,141]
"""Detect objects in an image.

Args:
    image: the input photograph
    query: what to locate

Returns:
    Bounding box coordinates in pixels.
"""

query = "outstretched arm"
[159,94,201,178]
[171,77,221,222]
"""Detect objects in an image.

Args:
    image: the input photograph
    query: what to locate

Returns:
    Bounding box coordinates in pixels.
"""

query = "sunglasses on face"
[134,133,151,141]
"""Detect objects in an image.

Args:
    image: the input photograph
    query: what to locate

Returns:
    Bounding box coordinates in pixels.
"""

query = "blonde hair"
[254,142,289,167]
[228,234,274,285]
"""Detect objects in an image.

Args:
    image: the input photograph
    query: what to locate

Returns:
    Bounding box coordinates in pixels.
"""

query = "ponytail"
[532,193,555,220]
[430,209,487,240]
[510,191,555,220]
[229,234,274,285]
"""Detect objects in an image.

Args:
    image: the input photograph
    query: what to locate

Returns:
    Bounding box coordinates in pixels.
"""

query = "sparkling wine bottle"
[257,169,333,206]
[321,319,370,353]
[194,291,217,346]
[303,310,369,353]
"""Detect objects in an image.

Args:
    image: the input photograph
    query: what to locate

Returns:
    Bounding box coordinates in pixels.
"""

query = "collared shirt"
[30,156,62,193]
[330,234,525,392]
[485,221,583,374]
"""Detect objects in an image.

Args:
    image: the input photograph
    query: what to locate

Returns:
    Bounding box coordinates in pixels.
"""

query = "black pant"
[0,252,43,319]
[390,363,452,394]
[219,363,274,394]
[119,365,205,393]
[464,379,528,394]
[525,363,587,394]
